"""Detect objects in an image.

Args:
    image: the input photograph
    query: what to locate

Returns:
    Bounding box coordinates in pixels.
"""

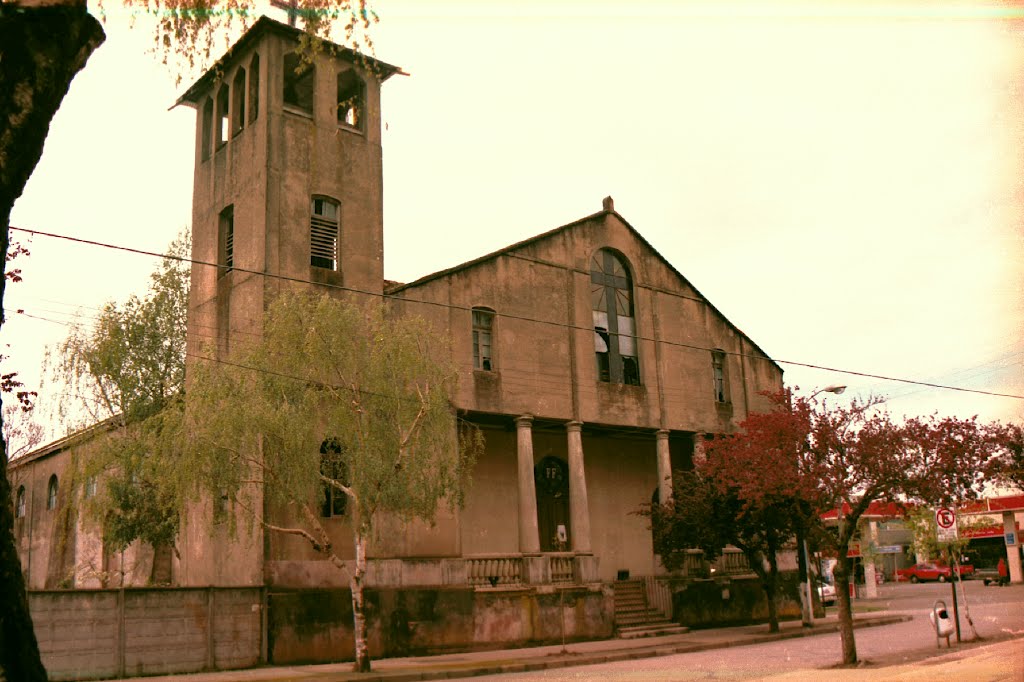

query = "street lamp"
[802,384,847,625]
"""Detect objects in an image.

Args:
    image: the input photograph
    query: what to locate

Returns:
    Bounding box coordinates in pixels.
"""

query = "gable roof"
[175,15,404,108]
[386,203,783,374]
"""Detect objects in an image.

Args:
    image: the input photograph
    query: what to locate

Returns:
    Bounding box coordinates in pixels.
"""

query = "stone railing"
[643,575,674,619]
[466,555,524,587]
[549,553,574,584]
[714,548,753,576]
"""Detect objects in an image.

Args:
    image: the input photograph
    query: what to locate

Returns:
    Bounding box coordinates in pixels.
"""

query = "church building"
[12,17,787,666]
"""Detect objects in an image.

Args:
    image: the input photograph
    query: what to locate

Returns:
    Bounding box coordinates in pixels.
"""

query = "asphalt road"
[471,581,1024,681]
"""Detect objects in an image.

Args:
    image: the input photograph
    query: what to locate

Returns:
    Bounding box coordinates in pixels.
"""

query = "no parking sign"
[936,507,958,543]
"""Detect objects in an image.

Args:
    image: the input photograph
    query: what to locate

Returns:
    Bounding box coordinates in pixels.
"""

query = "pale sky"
[5,0,1023,439]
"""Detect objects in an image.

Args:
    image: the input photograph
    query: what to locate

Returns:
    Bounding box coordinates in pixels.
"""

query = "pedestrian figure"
[997,558,1009,586]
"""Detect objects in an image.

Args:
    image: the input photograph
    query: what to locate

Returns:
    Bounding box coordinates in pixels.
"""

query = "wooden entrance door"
[535,456,570,552]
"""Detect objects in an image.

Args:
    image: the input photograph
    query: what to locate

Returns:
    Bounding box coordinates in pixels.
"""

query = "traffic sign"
[936,507,958,543]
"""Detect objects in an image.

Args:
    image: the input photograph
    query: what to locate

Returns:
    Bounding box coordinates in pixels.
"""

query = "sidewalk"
[121,613,911,682]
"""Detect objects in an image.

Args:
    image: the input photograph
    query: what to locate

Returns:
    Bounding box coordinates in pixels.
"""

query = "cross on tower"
[270,0,300,27]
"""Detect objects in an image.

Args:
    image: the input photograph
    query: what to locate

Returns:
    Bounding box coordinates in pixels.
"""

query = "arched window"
[232,67,246,135]
[472,307,495,371]
[47,474,58,510]
[215,84,230,148]
[310,196,339,270]
[201,97,213,160]
[283,52,314,115]
[336,69,365,129]
[248,54,260,123]
[219,205,234,276]
[15,485,26,518]
[320,438,347,517]
[590,249,639,385]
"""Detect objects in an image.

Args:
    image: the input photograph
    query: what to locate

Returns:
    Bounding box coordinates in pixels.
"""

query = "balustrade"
[466,556,524,587]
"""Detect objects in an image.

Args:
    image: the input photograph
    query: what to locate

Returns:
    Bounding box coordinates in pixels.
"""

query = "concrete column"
[1004,511,1022,584]
[566,421,592,554]
[515,415,540,555]
[693,432,707,466]
[864,520,879,598]
[655,430,672,504]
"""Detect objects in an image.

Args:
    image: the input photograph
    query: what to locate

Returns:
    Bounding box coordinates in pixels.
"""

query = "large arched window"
[232,67,247,135]
[283,52,314,115]
[15,485,26,518]
[46,474,58,510]
[590,249,639,385]
[248,53,260,123]
[336,69,365,129]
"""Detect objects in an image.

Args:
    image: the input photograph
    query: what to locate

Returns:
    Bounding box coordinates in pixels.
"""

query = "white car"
[818,580,837,606]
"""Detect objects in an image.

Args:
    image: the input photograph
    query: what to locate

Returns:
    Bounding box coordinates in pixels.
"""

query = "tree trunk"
[350,529,371,672]
[764,547,780,633]
[0,6,104,678]
[834,554,858,664]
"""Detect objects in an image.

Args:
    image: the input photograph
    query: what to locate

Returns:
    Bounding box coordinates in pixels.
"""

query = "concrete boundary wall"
[29,587,264,681]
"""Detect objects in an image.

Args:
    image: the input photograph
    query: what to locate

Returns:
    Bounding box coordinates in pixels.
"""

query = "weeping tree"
[181,291,481,672]
[45,233,189,583]
[2,4,376,677]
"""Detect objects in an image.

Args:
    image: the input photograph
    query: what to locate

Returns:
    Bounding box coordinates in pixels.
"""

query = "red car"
[896,562,974,583]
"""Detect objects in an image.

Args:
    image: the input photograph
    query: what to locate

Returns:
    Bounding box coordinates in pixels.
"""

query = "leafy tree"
[988,422,1023,492]
[45,232,189,580]
[1,3,374,676]
[180,291,482,672]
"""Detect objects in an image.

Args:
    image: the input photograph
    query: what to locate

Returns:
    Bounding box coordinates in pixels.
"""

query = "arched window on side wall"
[336,69,365,129]
[15,485,26,518]
[472,307,495,371]
[320,438,347,517]
[201,97,213,160]
[215,83,230,148]
[232,67,246,135]
[46,474,58,510]
[248,53,260,123]
[590,249,640,385]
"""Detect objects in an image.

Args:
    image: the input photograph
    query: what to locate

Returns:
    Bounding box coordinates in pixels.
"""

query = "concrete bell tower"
[176,17,402,358]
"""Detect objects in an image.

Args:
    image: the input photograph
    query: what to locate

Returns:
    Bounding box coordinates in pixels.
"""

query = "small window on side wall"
[712,349,729,403]
[201,97,213,160]
[46,474,58,510]
[219,205,234,276]
[320,438,347,517]
[283,52,314,115]
[15,485,26,518]
[216,84,230,148]
[310,197,339,270]
[336,69,365,129]
[472,308,494,371]
[232,68,246,135]
[248,54,260,123]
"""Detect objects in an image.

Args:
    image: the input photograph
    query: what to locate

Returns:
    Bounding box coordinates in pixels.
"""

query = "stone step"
[617,623,689,639]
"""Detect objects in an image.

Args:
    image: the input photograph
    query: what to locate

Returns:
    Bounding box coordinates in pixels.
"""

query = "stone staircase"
[613,579,688,639]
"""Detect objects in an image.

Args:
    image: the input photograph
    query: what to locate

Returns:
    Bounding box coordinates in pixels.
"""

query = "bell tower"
[177,17,402,358]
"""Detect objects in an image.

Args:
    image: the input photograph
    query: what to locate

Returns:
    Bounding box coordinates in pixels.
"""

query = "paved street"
[470,582,1024,681]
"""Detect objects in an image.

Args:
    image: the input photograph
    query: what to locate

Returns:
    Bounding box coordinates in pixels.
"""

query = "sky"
[4,0,1024,442]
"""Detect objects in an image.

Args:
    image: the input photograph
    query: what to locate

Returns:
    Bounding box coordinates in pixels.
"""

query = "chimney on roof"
[602,196,614,212]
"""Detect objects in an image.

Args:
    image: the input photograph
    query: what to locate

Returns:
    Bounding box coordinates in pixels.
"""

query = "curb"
[307,615,914,682]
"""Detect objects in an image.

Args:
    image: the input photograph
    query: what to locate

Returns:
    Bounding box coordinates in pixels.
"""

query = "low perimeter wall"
[669,573,803,628]
[268,584,613,664]
[28,587,263,681]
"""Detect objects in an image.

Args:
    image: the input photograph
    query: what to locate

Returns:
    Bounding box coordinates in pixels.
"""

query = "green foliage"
[181,291,480,540]
[47,232,189,551]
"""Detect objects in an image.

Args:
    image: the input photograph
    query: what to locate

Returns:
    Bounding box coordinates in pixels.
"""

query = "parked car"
[817,579,836,606]
[896,561,974,583]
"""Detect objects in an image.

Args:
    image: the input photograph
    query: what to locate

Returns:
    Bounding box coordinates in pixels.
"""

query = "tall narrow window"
[85,476,97,499]
[320,438,347,517]
[46,475,58,510]
[201,97,213,160]
[712,349,728,403]
[216,84,230,147]
[248,54,260,123]
[310,197,339,270]
[336,69,365,129]
[591,249,640,385]
[472,307,494,371]
[219,206,234,276]
[283,52,314,115]
[15,485,26,518]
[232,68,246,135]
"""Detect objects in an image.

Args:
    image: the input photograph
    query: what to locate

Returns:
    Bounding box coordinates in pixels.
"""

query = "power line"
[9,225,1024,402]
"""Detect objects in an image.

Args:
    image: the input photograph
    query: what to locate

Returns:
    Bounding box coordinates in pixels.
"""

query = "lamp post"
[801,384,847,625]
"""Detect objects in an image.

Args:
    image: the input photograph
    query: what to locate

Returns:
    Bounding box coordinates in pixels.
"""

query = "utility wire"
[9,225,1024,401]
